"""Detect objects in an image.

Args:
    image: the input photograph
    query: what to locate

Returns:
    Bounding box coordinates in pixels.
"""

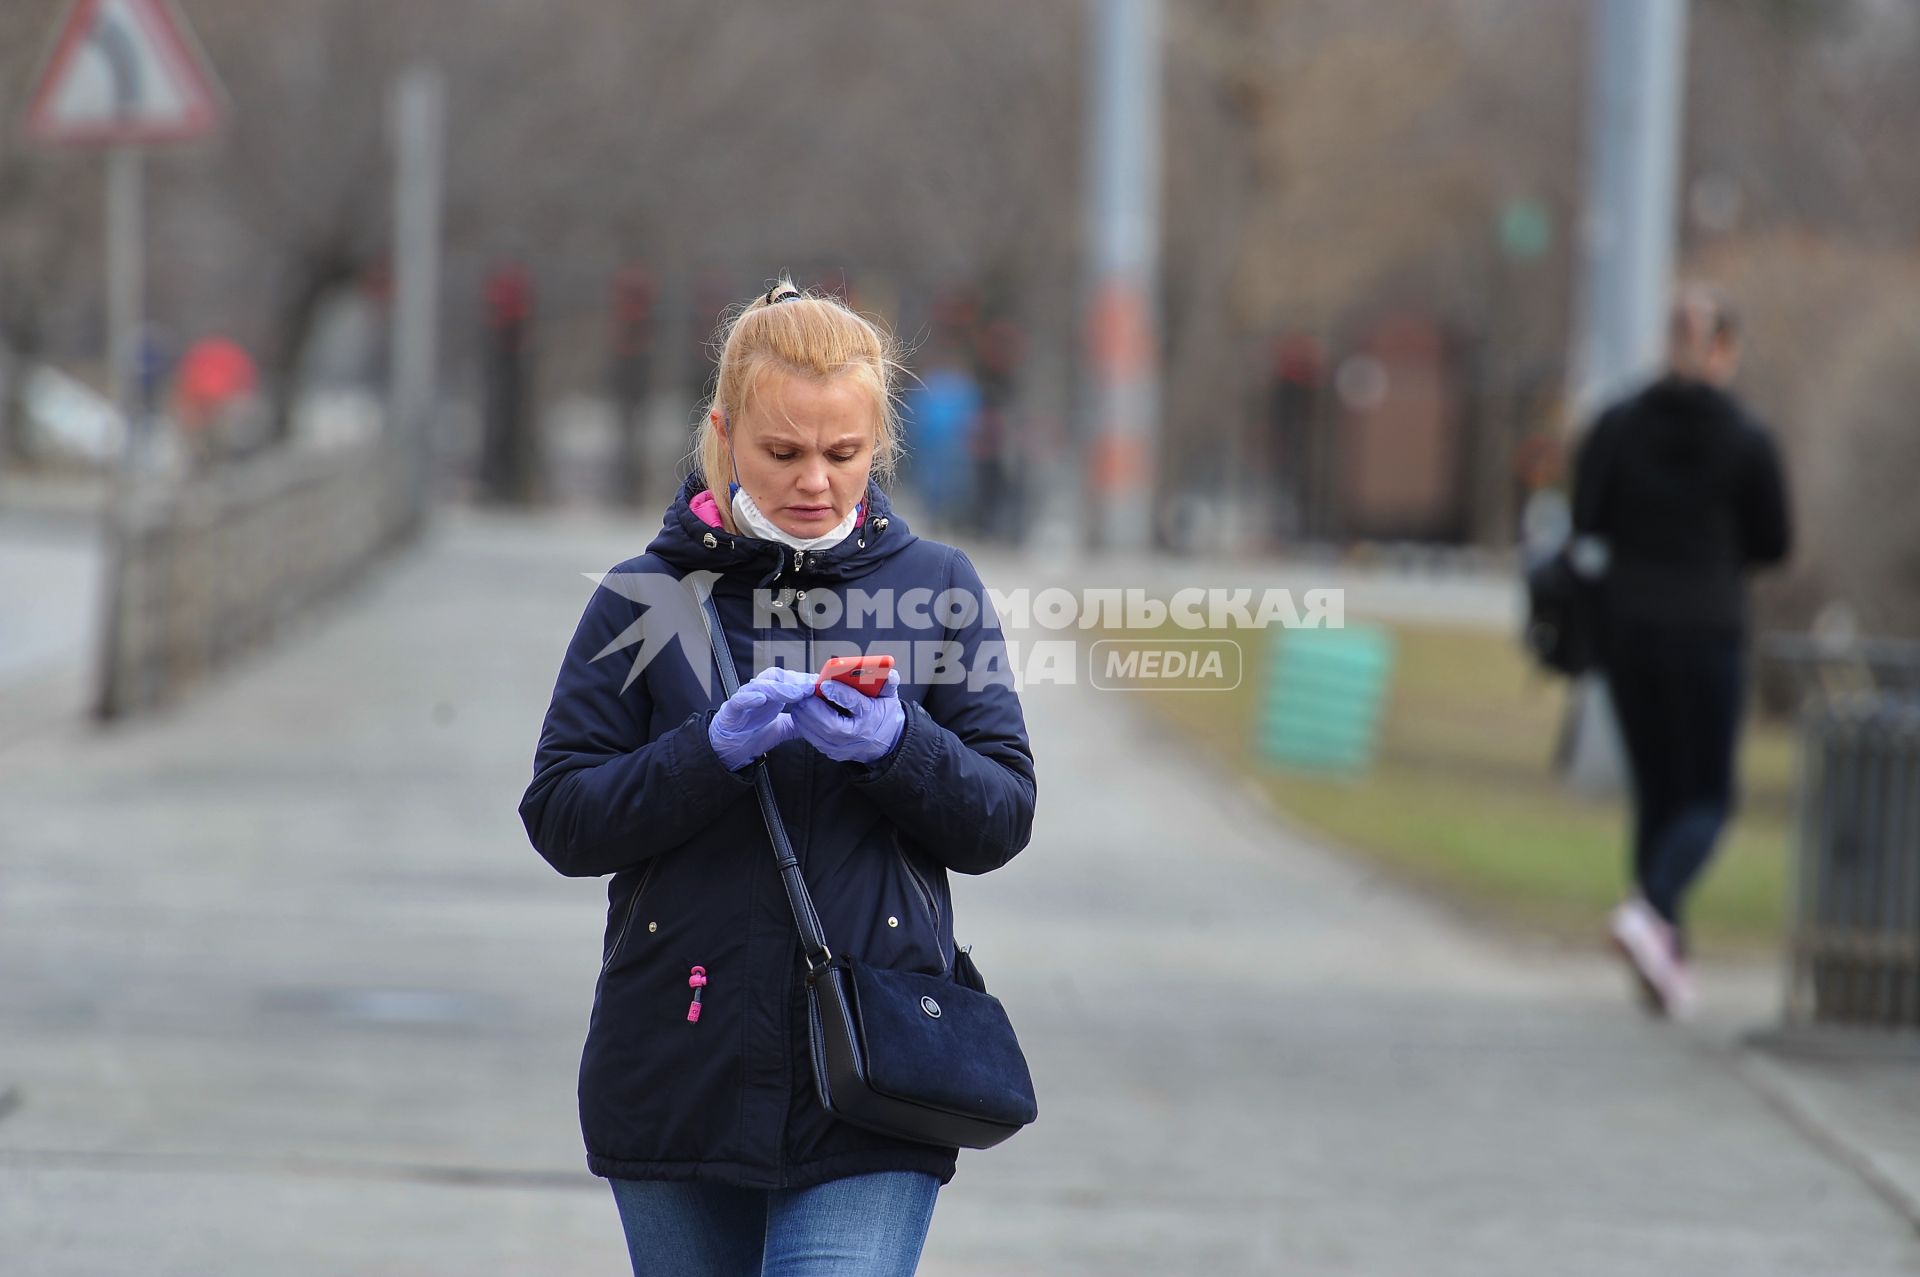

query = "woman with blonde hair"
[519,279,1037,1275]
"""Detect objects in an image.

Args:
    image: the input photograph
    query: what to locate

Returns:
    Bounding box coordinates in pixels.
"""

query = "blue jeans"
[609,1170,939,1276]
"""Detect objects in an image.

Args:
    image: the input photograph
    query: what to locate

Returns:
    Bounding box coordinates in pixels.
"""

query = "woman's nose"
[796,459,830,494]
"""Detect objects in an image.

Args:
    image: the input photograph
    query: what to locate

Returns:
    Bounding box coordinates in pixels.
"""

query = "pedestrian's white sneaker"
[1663,956,1699,1021]
[1608,898,1693,1019]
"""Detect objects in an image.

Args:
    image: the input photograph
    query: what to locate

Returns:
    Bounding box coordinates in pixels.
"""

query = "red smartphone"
[816,654,895,706]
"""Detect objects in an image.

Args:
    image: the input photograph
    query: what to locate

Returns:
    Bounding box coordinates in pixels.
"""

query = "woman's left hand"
[793,667,905,764]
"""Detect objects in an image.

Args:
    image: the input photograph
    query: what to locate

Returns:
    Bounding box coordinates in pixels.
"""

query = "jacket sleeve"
[518,566,752,878]
[850,548,1037,876]
[1735,427,1792,567]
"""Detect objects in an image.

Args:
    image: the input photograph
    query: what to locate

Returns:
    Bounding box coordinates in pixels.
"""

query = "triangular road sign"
[23,0,225,146]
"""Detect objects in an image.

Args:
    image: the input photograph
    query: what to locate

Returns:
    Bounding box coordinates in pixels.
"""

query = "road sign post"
[105,147,143,445]
[21,0,225,721]
[24,0,225,436]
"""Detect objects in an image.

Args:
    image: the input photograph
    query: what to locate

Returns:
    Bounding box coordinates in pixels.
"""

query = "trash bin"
[1789,692,1920,1029]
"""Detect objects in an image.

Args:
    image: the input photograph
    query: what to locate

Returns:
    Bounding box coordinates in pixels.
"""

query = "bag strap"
[697,589,836,979]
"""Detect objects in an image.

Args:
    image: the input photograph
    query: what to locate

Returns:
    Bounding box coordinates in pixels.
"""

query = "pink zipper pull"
[686,965,707,1022]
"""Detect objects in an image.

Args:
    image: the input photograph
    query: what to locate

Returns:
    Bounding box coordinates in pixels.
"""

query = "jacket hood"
[644,470,919,586]
[1633,373,1746,465]
[1637,372,1742,419]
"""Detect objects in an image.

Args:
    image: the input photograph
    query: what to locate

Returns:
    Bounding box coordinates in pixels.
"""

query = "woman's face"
[716,370,878,538]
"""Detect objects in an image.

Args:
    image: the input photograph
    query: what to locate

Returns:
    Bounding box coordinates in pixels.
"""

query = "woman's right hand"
[707,666,819,771]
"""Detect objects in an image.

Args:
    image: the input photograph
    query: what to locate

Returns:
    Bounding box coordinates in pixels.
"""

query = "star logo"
[583,568,724,697]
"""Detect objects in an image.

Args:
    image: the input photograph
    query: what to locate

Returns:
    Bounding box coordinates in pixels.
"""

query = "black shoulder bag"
[1524,544,1603,676]
[1525,421,1620,677]
[698,592,1039,1151]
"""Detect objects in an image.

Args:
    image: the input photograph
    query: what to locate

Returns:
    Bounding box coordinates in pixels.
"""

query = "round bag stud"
[920,995,941,1019]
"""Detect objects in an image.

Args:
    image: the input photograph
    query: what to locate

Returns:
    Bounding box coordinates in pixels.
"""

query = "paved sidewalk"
[0,494,102,749]
[2,508,1915,1275]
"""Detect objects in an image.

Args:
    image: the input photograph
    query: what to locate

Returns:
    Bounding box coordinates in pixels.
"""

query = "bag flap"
[845,957,1037,1126]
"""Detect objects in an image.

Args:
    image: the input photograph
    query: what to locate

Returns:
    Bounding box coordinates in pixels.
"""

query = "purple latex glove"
[707,666,818,771]
[793,667,905,764]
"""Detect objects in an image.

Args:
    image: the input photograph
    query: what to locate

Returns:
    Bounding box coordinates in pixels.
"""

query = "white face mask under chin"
[730,487,860,551]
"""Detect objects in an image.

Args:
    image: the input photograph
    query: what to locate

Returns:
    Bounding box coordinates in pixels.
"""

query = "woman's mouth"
[787,505,832,520]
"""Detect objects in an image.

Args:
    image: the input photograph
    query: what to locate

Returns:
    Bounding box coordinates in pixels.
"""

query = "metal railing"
[93,436,423,719]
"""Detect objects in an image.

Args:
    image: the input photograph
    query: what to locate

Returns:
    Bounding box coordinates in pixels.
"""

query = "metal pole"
[1083,0,1163,553]
[107,146,144,443]
[92,146,145,720]
[390,65,445,532]
[1568,0,1690,426]
[1561,0,1690,797]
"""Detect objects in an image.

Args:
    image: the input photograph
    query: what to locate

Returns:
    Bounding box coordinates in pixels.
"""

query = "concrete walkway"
[0,487,103,748]
[2,507,1916,1275]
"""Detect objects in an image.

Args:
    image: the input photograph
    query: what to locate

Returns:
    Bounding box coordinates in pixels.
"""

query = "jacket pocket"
[900,848,940,936]
[894,834,948,975]
[601,859,659,976]
[584,945,746,1162]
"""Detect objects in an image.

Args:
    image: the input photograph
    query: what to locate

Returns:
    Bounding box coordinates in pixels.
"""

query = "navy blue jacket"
[518,472,1037,1188]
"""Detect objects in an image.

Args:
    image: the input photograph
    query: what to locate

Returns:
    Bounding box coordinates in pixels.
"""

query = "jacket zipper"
[686,965,707,1021]
[600,860,658,976]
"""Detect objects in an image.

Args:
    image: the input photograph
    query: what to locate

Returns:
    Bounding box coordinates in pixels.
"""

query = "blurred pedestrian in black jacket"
[1571,286,1792,1018]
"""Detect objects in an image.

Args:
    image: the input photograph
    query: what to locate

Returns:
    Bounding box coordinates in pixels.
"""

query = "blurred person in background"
[518,280,1036,1276]
[1572,285,1792,1018]
[898,349,980,532]
[171,336,261,473]
[967,318,1025,543]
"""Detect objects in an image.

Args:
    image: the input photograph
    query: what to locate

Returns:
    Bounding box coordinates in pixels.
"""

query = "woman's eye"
[770,452,797,461]
[829,452,855,464]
